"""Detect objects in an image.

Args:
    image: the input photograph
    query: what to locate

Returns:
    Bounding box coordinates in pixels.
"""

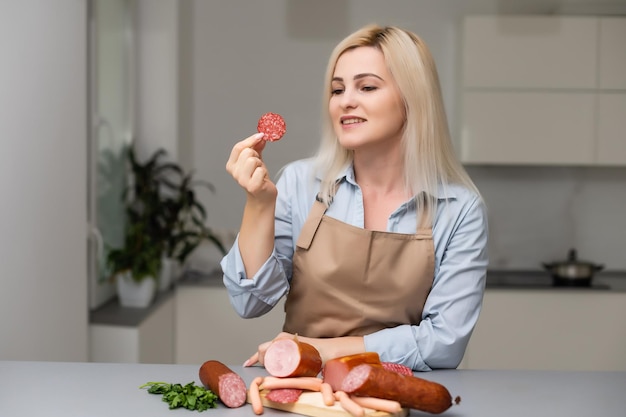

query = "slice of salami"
[257,112,286,142]
[381,362,413,376]
[265,388,304,404]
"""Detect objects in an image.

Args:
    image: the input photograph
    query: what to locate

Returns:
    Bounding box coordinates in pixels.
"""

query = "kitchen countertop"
[1,361,624,417]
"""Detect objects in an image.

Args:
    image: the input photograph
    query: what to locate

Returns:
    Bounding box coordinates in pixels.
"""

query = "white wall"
[0,0,88,361]
[180,0,626,272]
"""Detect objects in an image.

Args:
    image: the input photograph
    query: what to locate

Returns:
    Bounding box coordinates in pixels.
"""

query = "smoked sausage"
[322,352,381,391]
[341,364,455,414]
[199,360,247,408]
[264,337,322,378]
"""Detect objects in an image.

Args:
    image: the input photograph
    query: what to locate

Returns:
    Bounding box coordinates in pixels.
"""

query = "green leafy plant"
[139,381,218,411]
[106,145,225,283]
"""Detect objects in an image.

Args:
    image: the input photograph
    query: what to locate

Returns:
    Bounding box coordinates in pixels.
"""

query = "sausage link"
[198,360,247,408]
[341,364,455,414]
[320,382,336,406]
[259,376,322,391]
[336,391,365,417]
[248,377,264,415]
[264,337,322,378]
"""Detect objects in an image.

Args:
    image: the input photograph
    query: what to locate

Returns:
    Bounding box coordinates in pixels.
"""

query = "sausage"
[248,376,264,415]
[335,391,365,417]
[340,364,455,414]
[264,388,304,404]
[320,382,336,406]
[322,352,381,391]
[381,362,413,376]
[349,396,403,414]
[199,360,247,408]
[257,112,286,142]
[263,337,322,378]
[259,376,323,391]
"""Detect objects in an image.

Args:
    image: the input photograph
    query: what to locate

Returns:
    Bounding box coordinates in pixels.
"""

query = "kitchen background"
[1,0,625,366]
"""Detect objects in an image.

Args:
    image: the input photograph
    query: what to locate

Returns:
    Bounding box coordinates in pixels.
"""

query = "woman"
[222,24,488,371]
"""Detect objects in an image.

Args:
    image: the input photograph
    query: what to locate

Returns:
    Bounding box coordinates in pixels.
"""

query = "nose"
[339,87,358,109]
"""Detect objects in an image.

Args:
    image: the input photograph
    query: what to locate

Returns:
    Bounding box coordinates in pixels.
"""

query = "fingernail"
[243,359,251,367]
[254,132,264,140]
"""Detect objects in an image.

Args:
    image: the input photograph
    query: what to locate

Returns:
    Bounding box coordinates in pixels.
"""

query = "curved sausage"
[248,376,264,415]
[199,360,247,408]
[264,337,322,378]
[341,364,455,414]
[322,352,381,391]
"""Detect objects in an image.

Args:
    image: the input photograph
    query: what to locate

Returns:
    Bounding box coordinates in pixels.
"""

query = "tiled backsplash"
[467,166,626,271]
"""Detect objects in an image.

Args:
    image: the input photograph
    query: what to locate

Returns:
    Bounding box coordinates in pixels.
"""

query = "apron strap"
[295,197,327,250]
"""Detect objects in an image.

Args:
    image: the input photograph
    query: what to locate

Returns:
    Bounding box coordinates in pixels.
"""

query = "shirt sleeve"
[363,194,489,371]
[220,162,303,318]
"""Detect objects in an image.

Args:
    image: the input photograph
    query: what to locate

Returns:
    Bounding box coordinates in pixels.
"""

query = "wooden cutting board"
[251,390,408,417]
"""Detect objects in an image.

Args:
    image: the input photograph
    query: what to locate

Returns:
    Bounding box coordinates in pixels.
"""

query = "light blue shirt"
[221,158,488,371]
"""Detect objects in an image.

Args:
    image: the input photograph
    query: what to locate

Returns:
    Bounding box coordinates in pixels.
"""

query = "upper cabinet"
[459,16,626,166]
[462,16,598,89]
[599,18,626,89]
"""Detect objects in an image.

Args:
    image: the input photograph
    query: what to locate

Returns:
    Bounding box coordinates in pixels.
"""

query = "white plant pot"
[116,271,156,308]
[159,257,180,292]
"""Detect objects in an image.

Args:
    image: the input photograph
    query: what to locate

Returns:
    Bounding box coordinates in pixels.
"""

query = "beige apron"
[283,194,435,337]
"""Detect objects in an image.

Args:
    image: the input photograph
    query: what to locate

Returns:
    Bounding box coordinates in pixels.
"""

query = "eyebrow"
[332,73,384,82]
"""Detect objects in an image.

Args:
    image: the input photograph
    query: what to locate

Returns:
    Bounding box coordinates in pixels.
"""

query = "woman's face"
[329,46,405,152]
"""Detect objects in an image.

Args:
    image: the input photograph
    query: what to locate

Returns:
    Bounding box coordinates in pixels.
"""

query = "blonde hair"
[314,24,479,223]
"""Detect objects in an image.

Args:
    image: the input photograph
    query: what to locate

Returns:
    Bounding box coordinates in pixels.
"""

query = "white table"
[0,361,624,416]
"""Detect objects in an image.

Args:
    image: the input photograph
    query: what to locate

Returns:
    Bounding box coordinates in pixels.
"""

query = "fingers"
[243,333,294,368]
[226,132,264,173]
[243,351,259,367]
[226,133,274,196]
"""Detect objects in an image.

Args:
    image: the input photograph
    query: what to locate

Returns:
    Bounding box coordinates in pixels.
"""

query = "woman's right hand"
[226,132,277,203]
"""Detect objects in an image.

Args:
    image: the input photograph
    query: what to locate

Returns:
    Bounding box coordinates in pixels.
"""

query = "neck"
[353,151,406,196]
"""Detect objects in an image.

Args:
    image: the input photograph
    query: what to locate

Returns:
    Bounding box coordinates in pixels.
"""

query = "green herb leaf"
[140,381,218,412]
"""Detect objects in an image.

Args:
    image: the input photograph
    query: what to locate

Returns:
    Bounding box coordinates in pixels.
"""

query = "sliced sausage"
[199,360,247,408]
[322,352,381,391]
[341,364,455,414]
[264,337,322,378]
[381,362,413,376]
[264,388,304,404]
[257,112,286,142]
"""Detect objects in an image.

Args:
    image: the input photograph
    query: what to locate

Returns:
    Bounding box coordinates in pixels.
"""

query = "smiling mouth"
[341,118,365,125]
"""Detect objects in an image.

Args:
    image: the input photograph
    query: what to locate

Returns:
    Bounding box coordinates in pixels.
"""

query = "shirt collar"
[315,163,458,201]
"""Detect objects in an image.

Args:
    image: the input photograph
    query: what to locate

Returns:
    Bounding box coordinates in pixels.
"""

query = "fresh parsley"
[140,381,218,411]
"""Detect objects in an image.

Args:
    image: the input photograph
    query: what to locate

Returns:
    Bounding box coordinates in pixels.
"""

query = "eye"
[331,87,344,95]
[361,85,377,92]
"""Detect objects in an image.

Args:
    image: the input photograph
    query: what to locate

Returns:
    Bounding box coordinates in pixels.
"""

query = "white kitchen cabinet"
[89,295,175,364]
[599,18,626,89]
[597,94,626,165]
[460,15,626,166]
[460,290,626,371]
[462,16,597,89]
[175,284,286,365]
[461,91,595,164]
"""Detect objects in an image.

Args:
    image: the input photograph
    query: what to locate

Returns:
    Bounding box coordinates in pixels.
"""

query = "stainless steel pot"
[542,249,604,287]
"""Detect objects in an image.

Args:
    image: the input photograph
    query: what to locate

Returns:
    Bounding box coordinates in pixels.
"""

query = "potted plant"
[106,145,225,306]
[158,170,227,290]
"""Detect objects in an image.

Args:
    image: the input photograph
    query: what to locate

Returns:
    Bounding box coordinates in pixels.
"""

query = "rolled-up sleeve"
[364,192,488,371]
[221,161,309,318]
